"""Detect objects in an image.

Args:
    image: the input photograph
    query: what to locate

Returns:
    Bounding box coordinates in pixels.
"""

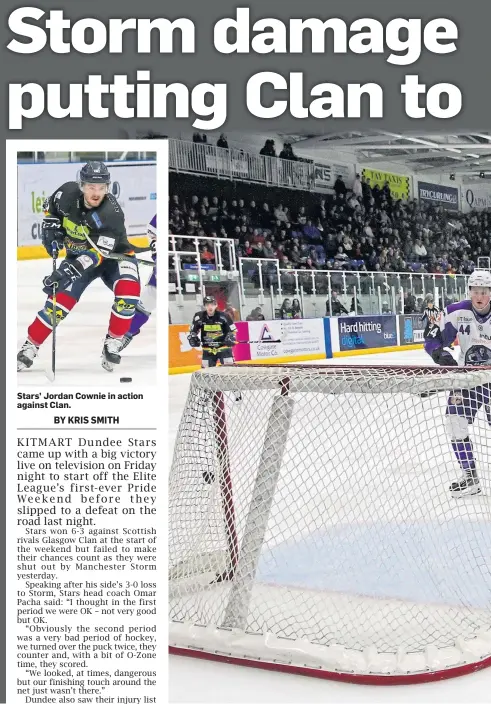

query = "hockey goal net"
[169,365,491,683]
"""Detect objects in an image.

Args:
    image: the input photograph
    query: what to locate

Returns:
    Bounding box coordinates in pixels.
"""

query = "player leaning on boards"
[424,270,491,497]
[187,296,237,368]
[17,162,141,373]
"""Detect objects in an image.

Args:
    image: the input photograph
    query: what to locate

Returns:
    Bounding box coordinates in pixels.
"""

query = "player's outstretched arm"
[424,308,458,366]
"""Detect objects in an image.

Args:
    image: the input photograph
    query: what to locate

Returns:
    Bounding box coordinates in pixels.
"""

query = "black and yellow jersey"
[43,181,133,259]
[189,310,236,350]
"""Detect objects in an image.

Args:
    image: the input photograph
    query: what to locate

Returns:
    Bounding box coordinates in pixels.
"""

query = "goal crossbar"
[192,364,491,396]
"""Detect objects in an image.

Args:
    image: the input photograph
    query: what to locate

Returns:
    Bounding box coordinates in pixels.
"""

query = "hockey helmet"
[468,270,491,290]
[80,161,111,185]
[203,295,217,306]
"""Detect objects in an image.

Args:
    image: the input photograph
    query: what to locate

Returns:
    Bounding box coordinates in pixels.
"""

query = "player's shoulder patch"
[47,182,80,214]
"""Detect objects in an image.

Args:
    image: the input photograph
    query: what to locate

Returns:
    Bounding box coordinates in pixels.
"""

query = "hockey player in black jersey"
[188,296,237,367]
[17,162,141,373]
[189,296,239,485]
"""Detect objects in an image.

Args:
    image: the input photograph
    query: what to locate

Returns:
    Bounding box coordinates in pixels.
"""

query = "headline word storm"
[7,8,461,128]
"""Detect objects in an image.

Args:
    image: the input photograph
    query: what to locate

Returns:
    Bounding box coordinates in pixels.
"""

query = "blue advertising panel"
[338,316,397,352]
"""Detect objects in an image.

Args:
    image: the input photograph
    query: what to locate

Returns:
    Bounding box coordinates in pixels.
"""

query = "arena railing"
[237,257,470,317]
[169,140,318,192]
[167,235,472,320]
[168,233,238,306]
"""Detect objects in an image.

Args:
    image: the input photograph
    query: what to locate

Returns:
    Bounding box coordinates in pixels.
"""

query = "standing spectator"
[260,139,276,157]
[217,133,229,148]
[279,142,297,160]
[334,175,347,198]
[382,181,392,202]
[352,173,363,198]
[260,203,274,229]
[362,177,372,208]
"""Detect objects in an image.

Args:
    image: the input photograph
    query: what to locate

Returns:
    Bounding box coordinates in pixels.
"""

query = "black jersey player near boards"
[17,162,141,373]
[187,296,237,367]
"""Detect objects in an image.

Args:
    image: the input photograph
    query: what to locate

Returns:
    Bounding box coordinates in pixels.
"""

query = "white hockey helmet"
[468,270,491,290]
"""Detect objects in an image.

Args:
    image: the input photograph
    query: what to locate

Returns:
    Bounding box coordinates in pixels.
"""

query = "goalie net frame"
[169,364,491,685]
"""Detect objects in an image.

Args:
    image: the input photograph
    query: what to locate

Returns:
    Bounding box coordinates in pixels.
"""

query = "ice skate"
[101,335,124,372]
[119,333,133,351]
[449,469,481,497]
[17,339,39,371]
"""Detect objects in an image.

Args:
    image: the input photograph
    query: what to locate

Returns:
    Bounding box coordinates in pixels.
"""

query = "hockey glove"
[223,333,236,347]
[431,348,458,367]
[42,254,97,294]
[187,333,201,348]
[41,217,65,256]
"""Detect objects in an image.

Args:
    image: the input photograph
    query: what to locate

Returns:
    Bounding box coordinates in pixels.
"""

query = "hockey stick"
[235,339,282,344]
[203,338,285,348]
[84,231,155,267]
[48,243,59,382]
[237,328,291,345]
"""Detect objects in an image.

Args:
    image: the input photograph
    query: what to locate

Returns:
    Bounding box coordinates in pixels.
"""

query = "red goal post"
[169,364,491,684]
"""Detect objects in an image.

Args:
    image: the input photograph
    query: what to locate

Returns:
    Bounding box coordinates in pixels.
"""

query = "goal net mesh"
[169,365,491,677]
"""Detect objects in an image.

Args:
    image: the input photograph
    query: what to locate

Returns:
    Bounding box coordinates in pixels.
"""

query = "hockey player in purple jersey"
[122,214,156,350]
[424,270,491,497]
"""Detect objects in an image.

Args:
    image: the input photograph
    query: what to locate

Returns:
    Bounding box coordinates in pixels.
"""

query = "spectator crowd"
[169,174,490,281]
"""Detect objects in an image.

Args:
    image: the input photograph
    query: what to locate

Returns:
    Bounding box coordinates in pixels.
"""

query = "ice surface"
[17,260,156,386]
[168,349,491,702]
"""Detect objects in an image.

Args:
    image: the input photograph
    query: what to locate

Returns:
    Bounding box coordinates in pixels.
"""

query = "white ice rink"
[169,349,491,703]
[17,260,156,385]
